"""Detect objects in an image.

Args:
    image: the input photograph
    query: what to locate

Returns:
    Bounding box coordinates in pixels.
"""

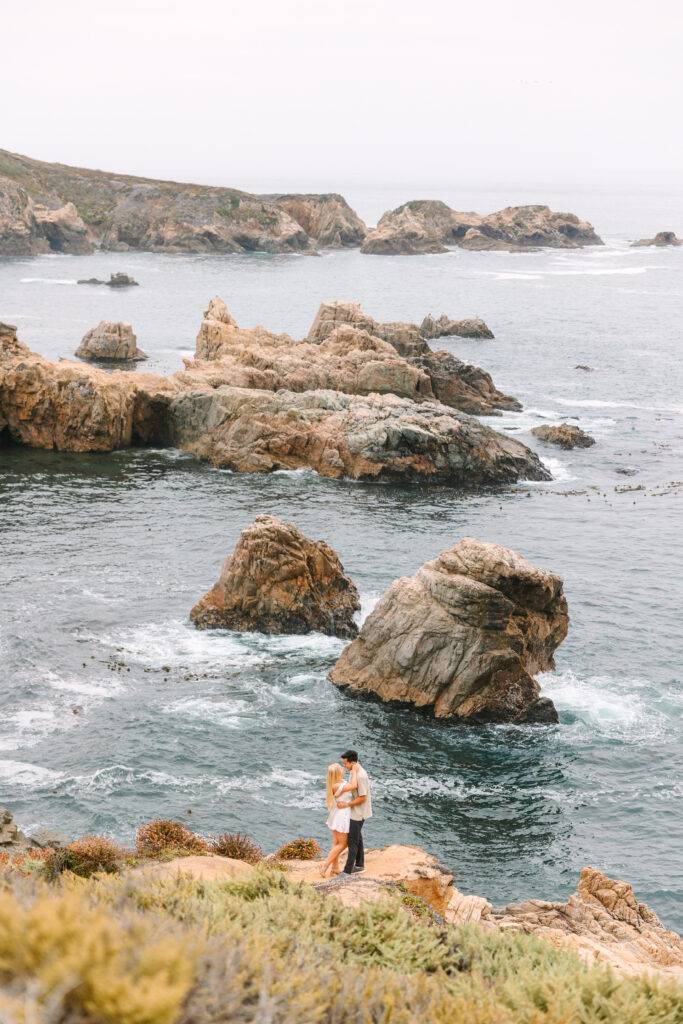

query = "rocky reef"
[0,149,364,255]
[330,538,568,723]
[532,423,596,449]
[78,272,140,287]
[307,300,519,414]
[361,201,603,255]
[76,321,148,362]
[631,231,681,247]
[420,314,494,340]
[190,514,360,637]
[0,317,549,487]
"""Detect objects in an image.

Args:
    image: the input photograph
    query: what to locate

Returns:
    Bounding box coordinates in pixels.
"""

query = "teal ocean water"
[1,187,682,929]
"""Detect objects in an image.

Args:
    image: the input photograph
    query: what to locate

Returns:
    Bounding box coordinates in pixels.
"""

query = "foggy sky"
[3,0,682,194]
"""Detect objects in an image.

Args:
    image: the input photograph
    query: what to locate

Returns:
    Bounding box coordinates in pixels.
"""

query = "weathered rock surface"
[76,321,148,361]
[0,175,91,255]
[307,301,520,414]
[261,193,367,248]
[0,807,67,851]
[171,387,549,485]
[0,324,138,450]
[0,148,367,255]
[190,514,360,638]
[362,201,603,255]
[421,314,494,340]
[493,866,683,977]
[532,423,595,449]
[330,538,567,723]
[631,231,681,247]
[1,325,548,487]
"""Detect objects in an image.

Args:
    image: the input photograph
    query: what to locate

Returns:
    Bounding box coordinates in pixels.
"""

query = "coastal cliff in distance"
[0,148,368,255]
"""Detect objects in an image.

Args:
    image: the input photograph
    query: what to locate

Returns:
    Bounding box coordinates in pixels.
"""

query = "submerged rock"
[76,321,148,361]
[329,538,568,724]
[631,231,681,247]
[531,423,595,449]
[362,201,603,255]
[421,314,494,340]
[307,300,519,414]
[190,514,360,637]
[106,272,139,287]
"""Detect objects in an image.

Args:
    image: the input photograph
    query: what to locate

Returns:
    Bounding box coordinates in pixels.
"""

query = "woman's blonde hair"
[326,763,343,809]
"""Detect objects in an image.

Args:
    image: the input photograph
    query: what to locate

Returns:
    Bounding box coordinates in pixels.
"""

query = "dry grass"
[135,819,208,858]
[210,831,263,863]
[275,836,323,860]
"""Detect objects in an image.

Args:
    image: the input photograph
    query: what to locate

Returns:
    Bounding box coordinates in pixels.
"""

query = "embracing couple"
[320,749,372,878]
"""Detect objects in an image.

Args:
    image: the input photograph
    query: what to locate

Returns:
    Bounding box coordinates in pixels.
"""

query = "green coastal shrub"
[210,831,263,863]
[276,836,322,860]
[44,835,124,879]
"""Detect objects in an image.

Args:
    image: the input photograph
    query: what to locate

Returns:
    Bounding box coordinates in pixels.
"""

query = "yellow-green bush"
[0,867,682,1024]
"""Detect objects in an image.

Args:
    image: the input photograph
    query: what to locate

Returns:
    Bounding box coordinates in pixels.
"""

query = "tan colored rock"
[171,386,549,486]
[262,193,367,248]
[0,325,138,451]
[421,314,494,340]
[493,866,683,978]
[362,201,603,255]
[532,423,595,449]
[307,301,520,414]
[76,321,148,361]
[32,201,91,254]
[190,514,360,638]
[330,538,567,723]
[631,231,681,247]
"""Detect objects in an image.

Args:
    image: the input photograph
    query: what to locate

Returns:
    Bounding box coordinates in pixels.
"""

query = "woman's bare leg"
[331,832,348,873]
[321,836,344,876]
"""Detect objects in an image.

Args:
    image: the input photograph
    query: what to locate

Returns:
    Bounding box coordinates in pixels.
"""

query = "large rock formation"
[307,301,520,415]
[531,423,595,449]
[76,321,148,362]
[190,515,360,637]
[0,176,91,255]
[0,807,67,852]
[493,866,683,977]
[1,324,549,487]
[631,231,681,247]
[0,148,368,255]
[329,538,568,723]
[421,314,494,340]
[0,324,138,451]
[361,201,603,255]
[260,193,367,248]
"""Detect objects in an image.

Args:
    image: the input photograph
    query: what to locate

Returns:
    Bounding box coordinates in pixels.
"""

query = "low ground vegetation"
[276,836,323,860]
[0,866,681,1024]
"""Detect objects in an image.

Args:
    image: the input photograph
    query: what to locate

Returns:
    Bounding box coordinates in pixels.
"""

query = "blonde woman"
[320,762,357,877]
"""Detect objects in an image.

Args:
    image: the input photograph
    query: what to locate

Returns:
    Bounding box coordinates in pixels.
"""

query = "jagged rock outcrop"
[1,325,548,487]
[190,514,360,637]
[76,321,148,361]
[0,807,28,847]
[421,314,494,340]
[330,538,567,723]
[0,176,91,255]
[171,387,548,485]
[261,193,367,248]
[631,231,681,247]
[0,807,67,851]
[307,301,520,414]
[493,866,683,977]
[362,201,603,255]
[0,324,138,450]
[77,273,140,287]
[0,148,367,255]
[532,423,595,449]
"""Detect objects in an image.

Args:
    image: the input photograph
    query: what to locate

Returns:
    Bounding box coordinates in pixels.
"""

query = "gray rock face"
[329,539,568,724]
[191,514,360,637]
[76,322,148,362]
[631,231,681,247]
[0,806,28,847]
[531,423,596,449]
[260,193,367,248]
[421,314,494,340]
[0,176,92,255]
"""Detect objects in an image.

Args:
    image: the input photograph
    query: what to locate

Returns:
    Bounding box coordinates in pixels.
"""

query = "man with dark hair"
[337,749,372,875]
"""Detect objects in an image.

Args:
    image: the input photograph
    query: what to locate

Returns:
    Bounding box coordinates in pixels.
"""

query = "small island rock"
[421,314,494,340]
[190,515,360,638]
[531,423,595,449]
[76,321,147,361]
[630,231,681,247]
[329,538,568,724]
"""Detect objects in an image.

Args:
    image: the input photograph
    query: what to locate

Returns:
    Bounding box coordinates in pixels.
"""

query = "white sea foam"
[536,457,575,483]
[556,397,683,414]
[539,669,671,741]
[356,592,380,627]
[161,694,252,730]
[0,759,63,786]
[20,277,78,285]
[94,620,267,669]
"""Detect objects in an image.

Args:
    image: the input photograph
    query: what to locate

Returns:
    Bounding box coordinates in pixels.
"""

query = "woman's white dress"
[327,781,350,833]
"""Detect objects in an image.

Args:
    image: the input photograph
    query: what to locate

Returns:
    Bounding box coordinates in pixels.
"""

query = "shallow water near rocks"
[1,188,682,929]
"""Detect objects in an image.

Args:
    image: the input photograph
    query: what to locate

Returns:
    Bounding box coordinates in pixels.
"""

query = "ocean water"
[1,188,682,930]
